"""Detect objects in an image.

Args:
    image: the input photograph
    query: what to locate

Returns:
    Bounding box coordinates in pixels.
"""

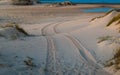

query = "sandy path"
[37,16,110,75]
[45,36,62,75]
[64,34,96,63]
[0,3,118,75]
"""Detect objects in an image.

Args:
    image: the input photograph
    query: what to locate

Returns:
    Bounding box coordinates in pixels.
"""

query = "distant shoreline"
[76,3,120,5]
[39,1,120,5]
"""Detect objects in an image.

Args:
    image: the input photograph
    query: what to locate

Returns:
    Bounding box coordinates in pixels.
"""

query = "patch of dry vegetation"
[105,47,120,71]
[24,57,36,67]
[97,36,112,43]
[0,22,29,40]
[90,9,113,22]
[12,0,34,5]
[90,9,120,22]
[1,22,29,36]
[46,1,75,7]
[106,14,120,26]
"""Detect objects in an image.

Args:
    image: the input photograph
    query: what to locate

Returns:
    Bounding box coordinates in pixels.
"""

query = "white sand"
[0,3,120,75]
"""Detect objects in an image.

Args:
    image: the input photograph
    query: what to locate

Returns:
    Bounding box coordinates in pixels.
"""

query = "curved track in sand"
[64,34,96,63]
[38,17,110,75]
[45,36,62,75]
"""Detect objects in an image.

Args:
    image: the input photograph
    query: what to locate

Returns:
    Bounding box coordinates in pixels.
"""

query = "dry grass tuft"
[106,14,120,26]
[105,47,120,71]
[1,22,29,36]
[97,36,112,43]
[24,57,36,67]
[12,0,34,5]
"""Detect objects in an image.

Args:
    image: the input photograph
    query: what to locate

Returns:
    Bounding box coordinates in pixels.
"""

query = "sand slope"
[0,6,120,75]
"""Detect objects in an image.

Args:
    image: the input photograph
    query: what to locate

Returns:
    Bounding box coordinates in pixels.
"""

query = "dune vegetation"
[106,14,120,26]
[97,36,112,43]
[105,47,120,71]
[11,0,35,5]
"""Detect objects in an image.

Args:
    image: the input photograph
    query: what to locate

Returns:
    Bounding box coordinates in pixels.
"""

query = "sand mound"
[1,8,120,75]
[0,23,29,39]
[104,9,120,32]
[90,9,120,24]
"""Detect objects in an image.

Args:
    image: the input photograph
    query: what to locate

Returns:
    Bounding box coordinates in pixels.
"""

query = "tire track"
[41,17,82,36]
[41,22,55,36]
[41,22,63,36]
[64,34,96,64]
[42,18,108,75]
[64,34,108,75]
[53,18,87,34]
[45,36,62,75]
[54,22,63,34]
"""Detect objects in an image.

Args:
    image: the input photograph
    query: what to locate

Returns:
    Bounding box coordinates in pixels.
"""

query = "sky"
[39,0,120,3]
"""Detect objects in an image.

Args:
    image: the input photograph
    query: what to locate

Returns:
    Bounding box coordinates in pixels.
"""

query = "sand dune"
[0,4,120,75]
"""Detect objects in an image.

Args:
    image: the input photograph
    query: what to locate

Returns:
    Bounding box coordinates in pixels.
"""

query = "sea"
[39,0,120,4]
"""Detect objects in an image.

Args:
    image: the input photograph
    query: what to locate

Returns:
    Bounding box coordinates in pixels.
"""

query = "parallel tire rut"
[45,36,62,75]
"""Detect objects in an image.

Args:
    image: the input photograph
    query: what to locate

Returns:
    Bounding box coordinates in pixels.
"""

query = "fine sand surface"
[0,1,120,75]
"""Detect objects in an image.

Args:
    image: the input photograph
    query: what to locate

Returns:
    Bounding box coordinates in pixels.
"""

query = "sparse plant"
[113,47,120,70]
[90,16,103,22]
[0,23,15,28]
[14,24,29,36]
[97,36,112,43]
[24,57,36,67]
[106,14,120,26]
[105,61,114,67]
[105,9,114,16]
[0,22,29,39]
[105,47,120,71]
[12,0,34,5]
[3,22,29,36]
[90,9,120,22]
[11,35,17,40]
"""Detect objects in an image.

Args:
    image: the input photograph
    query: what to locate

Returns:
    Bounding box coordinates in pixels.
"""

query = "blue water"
[39,0,120,3]
[82,7,113,12]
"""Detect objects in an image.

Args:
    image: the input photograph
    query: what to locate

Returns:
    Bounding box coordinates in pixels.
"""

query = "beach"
[0,1,120,75]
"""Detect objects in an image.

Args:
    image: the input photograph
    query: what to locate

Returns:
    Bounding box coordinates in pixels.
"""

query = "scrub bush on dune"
[12,0,34,5]
[105,47,120,71]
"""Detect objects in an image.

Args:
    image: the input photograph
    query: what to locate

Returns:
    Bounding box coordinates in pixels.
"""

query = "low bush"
[12,0,34,5]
